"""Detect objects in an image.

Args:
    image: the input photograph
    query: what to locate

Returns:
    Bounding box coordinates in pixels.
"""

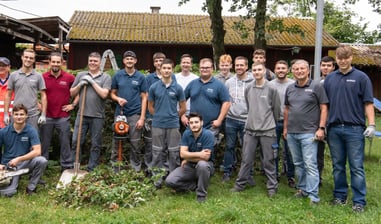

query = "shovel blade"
[56,169,88,189]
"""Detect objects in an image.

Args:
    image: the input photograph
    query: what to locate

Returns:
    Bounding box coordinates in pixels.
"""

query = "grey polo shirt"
[8,69,46,117]
[72,71,111,118]
[285,79,328,133]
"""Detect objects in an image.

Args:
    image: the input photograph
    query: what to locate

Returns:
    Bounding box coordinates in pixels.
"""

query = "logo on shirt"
[305,89,313,92]
[59,81,68,86]
[168,91,176,96]
[132,80,139,86]
[21,136,29,142]
[206,88,214,94]
[346,79,356,83]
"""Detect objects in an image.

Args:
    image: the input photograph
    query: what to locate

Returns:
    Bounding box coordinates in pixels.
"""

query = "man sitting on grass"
[165,113,215,203]
[0,104,47,197]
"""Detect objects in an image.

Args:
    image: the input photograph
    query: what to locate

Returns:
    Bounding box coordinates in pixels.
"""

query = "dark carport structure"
[0,14,69,68]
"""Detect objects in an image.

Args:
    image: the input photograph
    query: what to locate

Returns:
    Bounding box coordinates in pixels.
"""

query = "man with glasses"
[184,58,230,145]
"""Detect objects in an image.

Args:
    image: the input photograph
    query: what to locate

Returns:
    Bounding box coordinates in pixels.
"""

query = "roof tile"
[68,11,338,47]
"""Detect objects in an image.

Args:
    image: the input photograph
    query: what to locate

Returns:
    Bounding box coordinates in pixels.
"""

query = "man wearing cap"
[4,49,47,130]
[0,57,14,129]
[110,50,147,171]
[70,52,111,171]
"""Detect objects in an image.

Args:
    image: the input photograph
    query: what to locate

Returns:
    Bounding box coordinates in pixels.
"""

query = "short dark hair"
[153,52,166,60]
[320,56,335,64]
[188,112,203,121]
[12,104,28,115]
[161,58,174,67]
[234,56,248,65]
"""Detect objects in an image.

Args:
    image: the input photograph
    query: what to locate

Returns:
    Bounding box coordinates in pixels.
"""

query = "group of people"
[0,46,375,213]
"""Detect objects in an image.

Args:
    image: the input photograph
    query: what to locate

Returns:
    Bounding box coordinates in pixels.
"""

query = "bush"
[53,165,156,211]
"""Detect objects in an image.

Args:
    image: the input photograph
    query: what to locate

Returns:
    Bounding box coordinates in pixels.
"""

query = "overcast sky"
[0,0,380,31]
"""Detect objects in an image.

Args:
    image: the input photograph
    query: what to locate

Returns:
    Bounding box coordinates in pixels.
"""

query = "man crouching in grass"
[0,104,48,197]
[165,113,215,203]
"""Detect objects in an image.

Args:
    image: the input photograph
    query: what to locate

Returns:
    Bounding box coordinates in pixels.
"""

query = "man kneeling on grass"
[165,113,215,203]
[0,104,48,197]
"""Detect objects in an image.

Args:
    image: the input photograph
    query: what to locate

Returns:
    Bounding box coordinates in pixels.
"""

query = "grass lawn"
[1,119,381,223]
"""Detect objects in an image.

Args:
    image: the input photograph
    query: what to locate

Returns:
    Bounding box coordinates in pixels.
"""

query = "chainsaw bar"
[0,168,29,181]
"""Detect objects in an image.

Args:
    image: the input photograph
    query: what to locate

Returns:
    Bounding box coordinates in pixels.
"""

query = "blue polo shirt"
[145,72,176,119]
[324,67,373,127]
[112,69,147,116]
[181,128,215,162]
[148,79,185,128]
[0,124,40,164]
[184,77,230,129]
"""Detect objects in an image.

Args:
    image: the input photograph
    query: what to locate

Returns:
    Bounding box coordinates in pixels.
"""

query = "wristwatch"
[319,127,325,130]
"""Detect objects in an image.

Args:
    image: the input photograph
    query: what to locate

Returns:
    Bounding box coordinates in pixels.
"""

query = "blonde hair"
[219,54,232,64]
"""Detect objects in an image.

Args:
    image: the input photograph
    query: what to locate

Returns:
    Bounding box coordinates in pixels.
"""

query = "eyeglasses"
[200,67,212,70]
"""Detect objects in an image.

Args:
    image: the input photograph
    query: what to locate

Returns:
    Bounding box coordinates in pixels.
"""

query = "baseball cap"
[0,57,10,66]
[123,51,136,58]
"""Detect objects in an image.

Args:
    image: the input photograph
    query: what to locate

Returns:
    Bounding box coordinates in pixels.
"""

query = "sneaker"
[222,173,231,182]
[352,204,364,213]
[197,196,207,203]
[288,178,296,188]
[25,187,36,196]
[247,176,256,187]
[294,189,307,198]
[331,198,347,206]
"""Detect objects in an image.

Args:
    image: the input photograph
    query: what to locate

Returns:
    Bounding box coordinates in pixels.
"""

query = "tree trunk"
[207,0,226,68]
[254,0,267,50]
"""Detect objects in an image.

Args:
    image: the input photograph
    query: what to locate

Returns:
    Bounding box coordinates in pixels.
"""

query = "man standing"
[4,49,47,130]
[184,58,230,144]
[145,52,167,169]
[110,50,147,171]
[70,52,111,171]
[231,63,280,197]
[317,56,335,186]
[222,56,253,182]
[176,54,199,132]
[165,113,215,203]
[252,49,275,81]
[324,46,375,213]
[148,58,186,187]
[0,104,47,197]
[269,60,295,188]
[284,60,328,205]
[41,52,77,172]
[0,57,14,129]
[215,54,233,84]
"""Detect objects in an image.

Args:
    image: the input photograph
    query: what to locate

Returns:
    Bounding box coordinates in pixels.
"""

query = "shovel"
[57,85,89,189]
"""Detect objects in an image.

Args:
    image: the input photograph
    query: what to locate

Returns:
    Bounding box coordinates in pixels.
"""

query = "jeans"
[287,133,319,202]
[71,116,104,171]
[327,124,366,206]
[40,116,72,168]
[223,118,245,175]
[275,120,294,179]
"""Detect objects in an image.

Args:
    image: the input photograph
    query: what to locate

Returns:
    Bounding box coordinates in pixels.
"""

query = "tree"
[230,0,304,50]
[269,0,381,43]
[179,0,226,67]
